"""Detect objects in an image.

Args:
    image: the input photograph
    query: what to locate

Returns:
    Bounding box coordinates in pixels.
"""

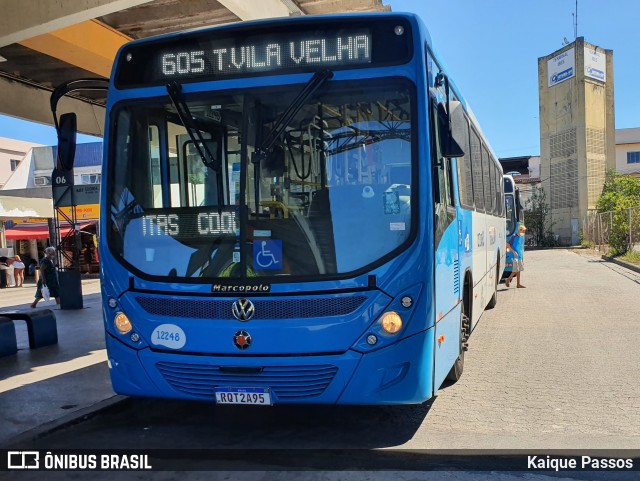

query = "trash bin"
[58,270,83,309]
[5,267,15,287]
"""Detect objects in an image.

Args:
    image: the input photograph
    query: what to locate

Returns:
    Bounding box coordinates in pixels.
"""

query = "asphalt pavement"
[1,250,639,454]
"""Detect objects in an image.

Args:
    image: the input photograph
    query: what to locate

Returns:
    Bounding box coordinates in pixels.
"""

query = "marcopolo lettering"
[212,284,270,292]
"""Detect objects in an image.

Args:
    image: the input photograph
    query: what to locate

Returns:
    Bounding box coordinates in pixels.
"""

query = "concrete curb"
[0,395,129,449]
[602,255,640,275]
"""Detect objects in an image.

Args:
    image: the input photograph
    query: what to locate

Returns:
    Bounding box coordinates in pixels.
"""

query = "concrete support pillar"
[29,239,38,261]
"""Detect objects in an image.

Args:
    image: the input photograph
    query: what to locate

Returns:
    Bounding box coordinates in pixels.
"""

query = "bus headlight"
[381,311,403,334]
[114,312,132,334]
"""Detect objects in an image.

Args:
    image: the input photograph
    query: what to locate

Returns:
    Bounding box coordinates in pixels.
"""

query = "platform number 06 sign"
[52,168,73,187]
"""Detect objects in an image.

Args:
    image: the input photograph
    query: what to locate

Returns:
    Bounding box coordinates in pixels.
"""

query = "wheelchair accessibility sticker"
[253,240,282,270]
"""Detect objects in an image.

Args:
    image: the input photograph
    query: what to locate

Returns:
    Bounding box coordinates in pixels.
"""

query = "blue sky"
[388,0,640,157]
[0,115,100,146]
[1,0,639,157]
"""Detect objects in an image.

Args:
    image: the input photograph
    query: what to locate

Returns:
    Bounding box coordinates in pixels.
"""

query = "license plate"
[214,387,271,405]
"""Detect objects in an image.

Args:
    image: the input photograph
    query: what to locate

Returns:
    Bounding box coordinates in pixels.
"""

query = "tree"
[596,170,640,254]
[524,185,556,247]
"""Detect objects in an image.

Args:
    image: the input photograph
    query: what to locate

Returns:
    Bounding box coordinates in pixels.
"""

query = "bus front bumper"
[106,328,434,405]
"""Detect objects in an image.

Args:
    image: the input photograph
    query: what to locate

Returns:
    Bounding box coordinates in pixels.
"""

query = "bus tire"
[446,307,470,383]
[486,261,499,309]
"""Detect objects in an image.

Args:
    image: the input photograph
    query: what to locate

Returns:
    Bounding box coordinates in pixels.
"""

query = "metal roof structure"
[52,143,103,168]
[0,0,390,137]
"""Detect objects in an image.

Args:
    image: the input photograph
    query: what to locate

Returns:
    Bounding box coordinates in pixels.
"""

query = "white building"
[2,142,102,190]
[0,137,42,189]
[615,128,640,178]
[0,141,102,277]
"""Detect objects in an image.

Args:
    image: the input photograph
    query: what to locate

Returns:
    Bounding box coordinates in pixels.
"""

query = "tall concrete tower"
[538,38,615,245]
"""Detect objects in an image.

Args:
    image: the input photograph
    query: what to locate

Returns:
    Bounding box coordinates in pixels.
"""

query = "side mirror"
[437,100,465,159]
[56,112,77,171]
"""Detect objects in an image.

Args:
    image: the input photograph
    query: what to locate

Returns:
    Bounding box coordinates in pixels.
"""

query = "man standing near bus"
[505,224,526,288]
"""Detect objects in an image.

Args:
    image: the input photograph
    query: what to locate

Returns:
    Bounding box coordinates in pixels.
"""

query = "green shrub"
[596,171,640,255]
[621,251,640,265]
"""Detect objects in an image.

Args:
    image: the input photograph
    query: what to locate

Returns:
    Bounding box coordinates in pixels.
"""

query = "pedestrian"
[0,256,14,289]
[505,224,526,288]
[13,255,25,287]
[31,247,60,308]
[84,243,96,273]
[28,259,37,277]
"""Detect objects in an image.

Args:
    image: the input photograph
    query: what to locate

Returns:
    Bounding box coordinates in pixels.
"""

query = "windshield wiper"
[251,68,334,215]
[166,81,225,209]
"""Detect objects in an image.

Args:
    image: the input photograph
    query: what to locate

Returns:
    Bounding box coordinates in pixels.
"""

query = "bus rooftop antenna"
[574,0,578,39]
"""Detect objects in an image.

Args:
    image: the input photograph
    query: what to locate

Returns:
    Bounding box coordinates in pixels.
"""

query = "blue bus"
[58,13,506,405]
[503,174,524,278]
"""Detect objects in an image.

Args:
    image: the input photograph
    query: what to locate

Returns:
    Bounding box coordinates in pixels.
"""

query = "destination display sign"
[115,18,412,87]
[138,208,238,239]
[159,33,371,78]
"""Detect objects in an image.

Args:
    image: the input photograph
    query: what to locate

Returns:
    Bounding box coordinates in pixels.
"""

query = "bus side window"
[470,129,484,212]
[482,146,493,214]
[456,115,473,209]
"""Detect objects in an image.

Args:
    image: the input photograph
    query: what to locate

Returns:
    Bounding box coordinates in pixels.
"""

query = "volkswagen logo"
[232,298,255,321]
[234,330,252,350]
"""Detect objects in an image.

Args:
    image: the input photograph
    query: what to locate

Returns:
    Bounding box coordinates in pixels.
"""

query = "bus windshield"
[107,78,414,280]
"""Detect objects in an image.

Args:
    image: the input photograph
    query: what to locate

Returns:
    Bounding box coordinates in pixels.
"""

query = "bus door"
[430,98,460,389]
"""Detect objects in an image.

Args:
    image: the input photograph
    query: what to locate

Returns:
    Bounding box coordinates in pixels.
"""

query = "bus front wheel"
[446,308,470,383]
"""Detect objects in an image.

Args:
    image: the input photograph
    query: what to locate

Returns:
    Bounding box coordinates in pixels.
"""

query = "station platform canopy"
[0,0,390,138]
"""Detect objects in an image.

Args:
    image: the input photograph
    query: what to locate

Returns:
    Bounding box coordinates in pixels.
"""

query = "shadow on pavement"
[12,395,435,450]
